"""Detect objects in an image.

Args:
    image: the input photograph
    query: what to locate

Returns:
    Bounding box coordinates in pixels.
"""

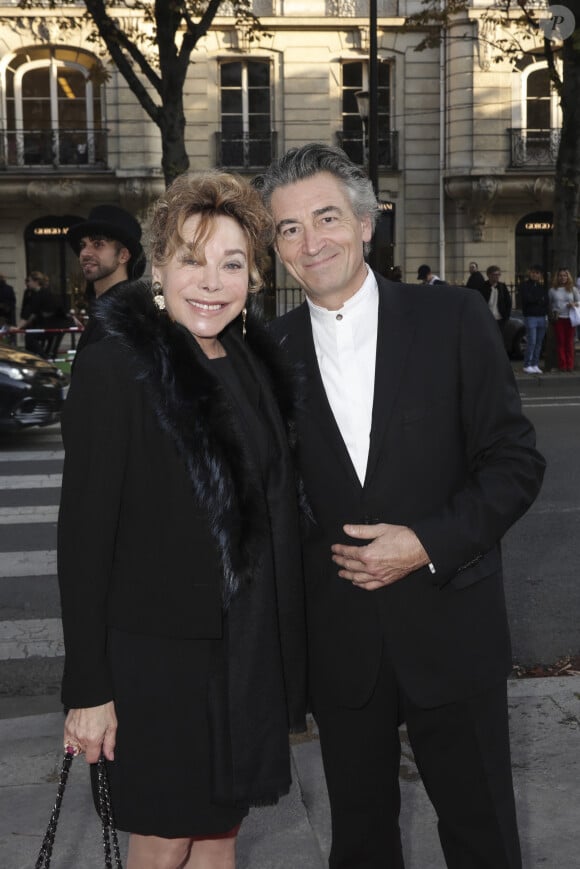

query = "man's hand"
[331,523,430,591]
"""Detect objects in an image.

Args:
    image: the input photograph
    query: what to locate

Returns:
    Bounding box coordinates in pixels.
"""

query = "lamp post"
[354,0,378,197]
[354,88,369,168]
[355,0,378,269]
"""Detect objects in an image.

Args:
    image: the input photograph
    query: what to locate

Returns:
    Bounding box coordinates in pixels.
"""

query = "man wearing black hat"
[67,204,146,358]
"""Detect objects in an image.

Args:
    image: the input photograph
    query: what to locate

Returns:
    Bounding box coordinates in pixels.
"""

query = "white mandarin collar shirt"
[307,270,378,485]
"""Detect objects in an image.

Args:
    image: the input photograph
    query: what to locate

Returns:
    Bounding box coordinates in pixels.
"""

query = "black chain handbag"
[35,749,123,868]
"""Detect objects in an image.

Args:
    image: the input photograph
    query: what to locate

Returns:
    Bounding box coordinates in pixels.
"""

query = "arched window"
[510,61,561,167]
[217,59,273,169]
[1,47,106,168]
[524,66,553,131]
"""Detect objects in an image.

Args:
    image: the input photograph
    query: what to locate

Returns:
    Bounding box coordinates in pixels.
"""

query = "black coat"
[271,275,545,710]
[58,282,307,728]
[519,279,549,317]
[480,280,512,322]
[466,271,486,292]
[0,280,15,324]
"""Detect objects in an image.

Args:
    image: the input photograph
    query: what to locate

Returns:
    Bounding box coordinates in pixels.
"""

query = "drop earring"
[242,306,247,339]
[152,280,166,310]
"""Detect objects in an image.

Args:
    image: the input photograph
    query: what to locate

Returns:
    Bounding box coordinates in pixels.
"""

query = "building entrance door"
[24,215,84,311]
[515,211,553,290]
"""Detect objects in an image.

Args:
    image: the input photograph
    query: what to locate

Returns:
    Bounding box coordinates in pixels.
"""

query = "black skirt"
[91,627,247,838]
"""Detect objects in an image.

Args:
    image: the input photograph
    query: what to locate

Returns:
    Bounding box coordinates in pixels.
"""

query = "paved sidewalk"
[0,677,578,868]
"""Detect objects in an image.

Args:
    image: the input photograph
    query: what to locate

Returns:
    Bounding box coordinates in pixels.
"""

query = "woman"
[58,172,307,869]
[549,268,580,372]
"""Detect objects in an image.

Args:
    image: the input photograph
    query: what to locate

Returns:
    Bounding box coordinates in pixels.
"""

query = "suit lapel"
[364,278,417,487]
[291,303,362,489]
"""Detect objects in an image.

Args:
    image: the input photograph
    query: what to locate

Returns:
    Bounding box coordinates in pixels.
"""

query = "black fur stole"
[93,280,304,607]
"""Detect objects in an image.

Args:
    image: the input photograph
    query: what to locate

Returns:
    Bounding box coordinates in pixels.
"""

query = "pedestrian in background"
[465,261,486,291]
[259,143,545,869]
[0,274,16,329]
[58,171,306,869]
[480,265,512,334]
[520,264,548,374]
[417,263,445,285]
[576,275,580,342]
[20,272,46,323]
[16,271,57,356]
[66,205,146,360]
[549,268,580,372]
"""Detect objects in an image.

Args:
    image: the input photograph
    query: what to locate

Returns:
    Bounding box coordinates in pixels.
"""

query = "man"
[465,260,486,291]
[67,204,146,356]
[519,265,548,375]
[0,274,16,328]
[479,265,512,334]
[417,263,444,285]
[258,144,545,869]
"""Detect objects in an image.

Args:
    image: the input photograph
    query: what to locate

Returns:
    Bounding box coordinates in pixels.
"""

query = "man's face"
[529,269,542,282]
[270,171,372,310]
[469,262,478,273]
[489,269,501,284]
[78,235,130,293]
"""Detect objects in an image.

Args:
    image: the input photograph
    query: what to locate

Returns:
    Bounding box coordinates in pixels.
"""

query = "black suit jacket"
[271,275,545,709]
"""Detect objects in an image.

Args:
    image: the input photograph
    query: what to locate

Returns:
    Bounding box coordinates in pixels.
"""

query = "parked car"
[0,343,69,431]
[503,313,527,360]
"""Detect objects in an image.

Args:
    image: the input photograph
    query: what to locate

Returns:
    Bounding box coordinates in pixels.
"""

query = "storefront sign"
[33,226,70,237]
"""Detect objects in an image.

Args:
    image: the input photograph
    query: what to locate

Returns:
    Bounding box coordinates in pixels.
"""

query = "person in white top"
[548,268,580,371]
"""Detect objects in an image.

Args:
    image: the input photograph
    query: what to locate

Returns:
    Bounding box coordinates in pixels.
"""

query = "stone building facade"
[0,0,564,314]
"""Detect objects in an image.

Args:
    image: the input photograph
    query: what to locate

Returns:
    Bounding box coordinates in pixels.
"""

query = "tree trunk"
[552,34,580,275]
[158,91,189,187]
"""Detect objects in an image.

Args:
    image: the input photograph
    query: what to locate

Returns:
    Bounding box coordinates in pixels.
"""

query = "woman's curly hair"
[149,171,275,291]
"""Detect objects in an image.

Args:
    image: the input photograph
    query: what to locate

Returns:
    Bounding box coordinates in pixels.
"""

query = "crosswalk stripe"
[0,450,64,462]
[0,474,62,489]
[0,618,63,660]
[0,506,59,524]
[0,550,56,577]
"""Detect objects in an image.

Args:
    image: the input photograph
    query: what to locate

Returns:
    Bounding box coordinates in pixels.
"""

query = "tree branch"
[84,0,162,96]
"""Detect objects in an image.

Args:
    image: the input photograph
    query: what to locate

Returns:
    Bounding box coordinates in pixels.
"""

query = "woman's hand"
[64,701,118,764]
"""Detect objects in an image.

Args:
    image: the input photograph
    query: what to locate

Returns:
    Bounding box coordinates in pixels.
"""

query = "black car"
[0,343,69,431]
[503,313,527,360]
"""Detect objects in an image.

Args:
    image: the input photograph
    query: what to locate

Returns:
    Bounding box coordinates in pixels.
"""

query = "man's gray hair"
[254,143,380,255]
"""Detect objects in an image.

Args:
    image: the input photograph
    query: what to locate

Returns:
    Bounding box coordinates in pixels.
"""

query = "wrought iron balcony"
[0,128,108,169]
[508,128,561,168]
[335,130,398,171]
[215,131,278,170]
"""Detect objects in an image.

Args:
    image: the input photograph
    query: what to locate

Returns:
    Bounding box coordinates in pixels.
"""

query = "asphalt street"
[2,367,580,702]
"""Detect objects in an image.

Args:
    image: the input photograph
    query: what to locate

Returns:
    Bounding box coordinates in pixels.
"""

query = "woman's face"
[153,214,250,356]
[26,276,40,290]
[557,270,569,286]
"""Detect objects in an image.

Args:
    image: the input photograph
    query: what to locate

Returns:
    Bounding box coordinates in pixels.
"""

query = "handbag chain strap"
[97,755,123,869]
[35,750,123,869]
[35,750,73,868]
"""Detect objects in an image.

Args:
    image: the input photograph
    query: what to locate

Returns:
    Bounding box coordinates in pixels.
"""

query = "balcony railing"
[215,131,278,170]
[508,128,561,168]
[0,128,108,169]
[335,130,398,170]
